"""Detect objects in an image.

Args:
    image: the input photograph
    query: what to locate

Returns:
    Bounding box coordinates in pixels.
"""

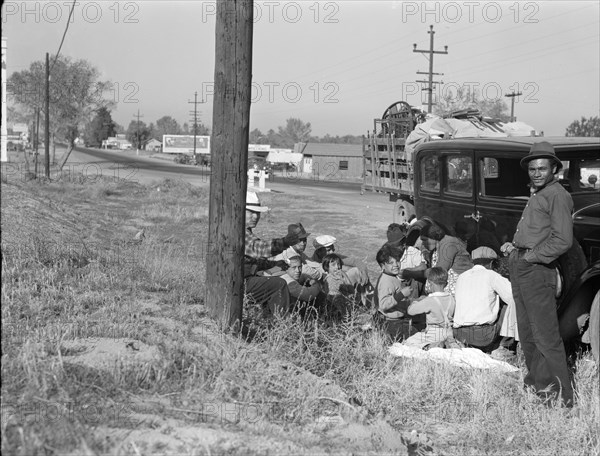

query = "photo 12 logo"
[201,1,340,24]
[401,81,540,105]
[201,81,340,104]
[399,1,540,24]
[2,1,140,24]
[7,79,140,106]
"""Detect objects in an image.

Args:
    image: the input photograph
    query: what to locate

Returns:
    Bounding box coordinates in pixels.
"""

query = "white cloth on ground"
[388,343,518,373]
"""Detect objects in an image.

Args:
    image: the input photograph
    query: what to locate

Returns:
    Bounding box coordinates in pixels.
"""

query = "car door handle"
[464,211,481,222]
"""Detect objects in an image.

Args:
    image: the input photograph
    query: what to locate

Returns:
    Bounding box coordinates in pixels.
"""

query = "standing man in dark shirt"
[501,142,574,406]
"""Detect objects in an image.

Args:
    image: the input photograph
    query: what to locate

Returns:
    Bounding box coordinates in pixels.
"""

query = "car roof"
[415,136,600,152]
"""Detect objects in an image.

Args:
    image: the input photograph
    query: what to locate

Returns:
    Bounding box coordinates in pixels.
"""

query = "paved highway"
[74,146,364,193]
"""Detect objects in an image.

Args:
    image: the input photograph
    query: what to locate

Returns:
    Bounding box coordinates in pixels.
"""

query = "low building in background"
[293,142,363,179]
[144,138,162,152]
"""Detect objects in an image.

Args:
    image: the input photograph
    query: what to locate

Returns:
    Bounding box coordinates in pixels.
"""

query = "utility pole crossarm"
[413,25,448,114]
[504,92,522,122]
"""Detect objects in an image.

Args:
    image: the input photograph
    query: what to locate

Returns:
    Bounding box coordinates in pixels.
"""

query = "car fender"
[557,261,600,352]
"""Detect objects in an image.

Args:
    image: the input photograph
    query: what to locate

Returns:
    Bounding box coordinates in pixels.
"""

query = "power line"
[50,0,77,73]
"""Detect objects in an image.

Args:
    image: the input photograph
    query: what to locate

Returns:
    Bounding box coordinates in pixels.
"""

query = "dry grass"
[1,172,598,456]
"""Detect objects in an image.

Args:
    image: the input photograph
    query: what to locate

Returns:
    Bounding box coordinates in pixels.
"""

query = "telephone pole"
[504,91,522,122]
[206,0,253,330]
[413,25,448,114]
[188,91,202,156]
[44,52,50,177]
[133,109,143,154]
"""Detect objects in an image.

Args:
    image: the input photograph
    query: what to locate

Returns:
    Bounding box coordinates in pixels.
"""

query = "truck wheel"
[393,200,415,224]
[590,291,600,365]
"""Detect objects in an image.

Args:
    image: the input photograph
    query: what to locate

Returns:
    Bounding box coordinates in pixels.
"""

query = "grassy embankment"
[1,172,598,455]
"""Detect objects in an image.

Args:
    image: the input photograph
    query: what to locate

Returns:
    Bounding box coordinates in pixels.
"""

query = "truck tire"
[393,200,415,224]
[590,291,600,364]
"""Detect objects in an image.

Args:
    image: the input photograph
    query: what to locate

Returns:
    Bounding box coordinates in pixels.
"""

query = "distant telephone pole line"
[133,109,143,153]
[504,91,522,122]
[414,25,448,114]
[188,91,202,155]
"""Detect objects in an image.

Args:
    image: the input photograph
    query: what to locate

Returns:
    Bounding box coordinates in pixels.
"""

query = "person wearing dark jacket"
[502,142,574,407]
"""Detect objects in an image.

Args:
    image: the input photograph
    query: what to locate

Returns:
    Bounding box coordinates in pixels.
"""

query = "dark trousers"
[453,305,507,351]
[373,312,420,342]
[509,250,573,405]
[245,276,290,317]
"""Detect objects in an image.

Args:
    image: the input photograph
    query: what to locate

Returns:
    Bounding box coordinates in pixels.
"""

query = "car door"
[473,149,530,249]
[440,150,476,234]
[415,148,477,234]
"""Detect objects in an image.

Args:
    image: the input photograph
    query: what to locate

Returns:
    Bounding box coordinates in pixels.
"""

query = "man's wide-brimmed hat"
[386,223,407,246]
[286,223,310,244]
[246,191,269,213]
[520,141,562,171]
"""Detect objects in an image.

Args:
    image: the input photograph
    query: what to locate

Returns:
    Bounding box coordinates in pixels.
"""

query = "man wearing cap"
[244,191,292,316]
[501,141,574,406]
[452,247,519,352]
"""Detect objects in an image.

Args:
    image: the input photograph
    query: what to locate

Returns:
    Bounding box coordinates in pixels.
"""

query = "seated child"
[322,253,355,316]
[403,267,456,349]
[374,244,415,341]
[281,255,324,313]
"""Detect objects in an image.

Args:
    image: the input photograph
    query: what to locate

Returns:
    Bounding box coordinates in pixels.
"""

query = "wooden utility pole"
[504,91,522,122]
[133,109,143,153]
[414,25,448,113]
[188,91,202,159]
[45,52,50,177]
[206,0,254,330]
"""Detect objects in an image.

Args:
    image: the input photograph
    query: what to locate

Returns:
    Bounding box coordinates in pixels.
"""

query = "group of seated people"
[244,191,371,319]
[375,221,519,358]
[244,191,518,358]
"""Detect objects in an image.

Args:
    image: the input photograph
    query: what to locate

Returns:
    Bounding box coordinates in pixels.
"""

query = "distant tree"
[8,55,114,149]
[277,118,312,147]
[249,128,265,144]
[565,116,600,137]
[147,122,156,140]
[435,86,510,121]
[126,120,152,149]
[155,115,182,140]
[114,122,125,134]
[174,120,210,138]
[83,107,116,147]
[190,121,210,136]
[266,129,283,147]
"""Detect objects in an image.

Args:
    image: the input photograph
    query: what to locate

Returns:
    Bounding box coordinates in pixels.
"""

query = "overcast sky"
[3,1,599,137]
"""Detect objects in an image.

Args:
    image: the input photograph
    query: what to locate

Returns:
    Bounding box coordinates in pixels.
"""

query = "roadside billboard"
[162,135,210,154]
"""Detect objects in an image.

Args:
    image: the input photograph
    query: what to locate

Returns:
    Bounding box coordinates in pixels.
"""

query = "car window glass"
[445,155,472,194]
[559,158,600,194]
[420,153,440,192]
[479,155,530,198]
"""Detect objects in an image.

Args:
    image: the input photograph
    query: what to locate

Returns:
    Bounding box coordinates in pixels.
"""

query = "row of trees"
[8,55,599,155]
[8,55,114,151]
